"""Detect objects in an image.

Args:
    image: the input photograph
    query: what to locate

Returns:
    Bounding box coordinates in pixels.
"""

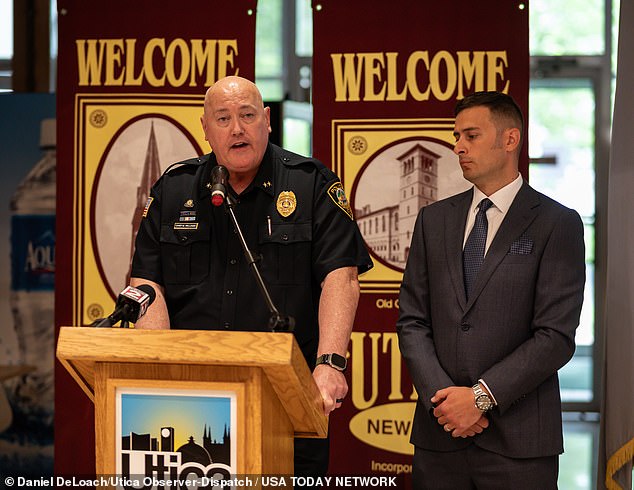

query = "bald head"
[204,76,264,117]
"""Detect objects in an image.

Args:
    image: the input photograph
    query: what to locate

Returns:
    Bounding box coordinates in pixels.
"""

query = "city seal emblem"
[327,182,353,219]
[276,191,297,218]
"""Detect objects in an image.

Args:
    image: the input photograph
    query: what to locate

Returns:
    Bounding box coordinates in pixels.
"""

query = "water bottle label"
[11,214,56,291]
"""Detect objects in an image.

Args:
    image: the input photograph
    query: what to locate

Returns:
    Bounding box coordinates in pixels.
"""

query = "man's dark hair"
[455,91,524,139]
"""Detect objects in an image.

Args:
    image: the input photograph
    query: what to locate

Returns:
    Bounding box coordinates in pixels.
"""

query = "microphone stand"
[225,194,295,332]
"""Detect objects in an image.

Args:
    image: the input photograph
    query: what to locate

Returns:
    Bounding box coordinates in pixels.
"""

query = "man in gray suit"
[397,91,585,489]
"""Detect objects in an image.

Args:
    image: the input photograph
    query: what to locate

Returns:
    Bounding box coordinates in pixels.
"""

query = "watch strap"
[315,353,347,371]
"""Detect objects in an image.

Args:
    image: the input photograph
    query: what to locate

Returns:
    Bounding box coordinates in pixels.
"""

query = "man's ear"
[505,127,521,152]
[200,115,209,141]
[264,106,272,133]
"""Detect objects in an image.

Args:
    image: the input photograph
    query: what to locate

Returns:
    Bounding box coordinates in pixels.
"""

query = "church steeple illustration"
[127,121,162,281]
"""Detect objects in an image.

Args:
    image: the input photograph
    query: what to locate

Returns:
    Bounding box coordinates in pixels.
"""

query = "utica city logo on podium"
[116,389,237,482]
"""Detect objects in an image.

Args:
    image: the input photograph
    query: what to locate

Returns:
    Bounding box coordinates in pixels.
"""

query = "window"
[255,0,283,100]
[529,1,616,487]
[0,0,13,91]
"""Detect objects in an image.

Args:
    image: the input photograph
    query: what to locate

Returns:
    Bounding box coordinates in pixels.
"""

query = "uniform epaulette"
[277,147,321,168]
[163,154,208,175]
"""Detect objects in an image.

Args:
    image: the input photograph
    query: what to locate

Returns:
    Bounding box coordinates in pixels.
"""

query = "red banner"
[55,0,256,475]
[312,1,529,484]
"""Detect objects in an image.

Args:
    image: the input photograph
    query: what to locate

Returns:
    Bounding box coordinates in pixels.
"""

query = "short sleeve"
[311,171,373,283]
[130,183,164,285]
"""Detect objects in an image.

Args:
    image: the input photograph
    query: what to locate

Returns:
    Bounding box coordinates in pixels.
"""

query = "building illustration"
[356,142,440,269]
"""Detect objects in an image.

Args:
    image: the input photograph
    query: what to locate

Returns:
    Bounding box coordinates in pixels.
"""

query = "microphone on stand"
[91,284,156,328]
[209,165,230,207]
[218,167,295,332]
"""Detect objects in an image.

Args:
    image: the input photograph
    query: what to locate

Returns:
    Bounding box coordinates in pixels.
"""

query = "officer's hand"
[313,364,348,415]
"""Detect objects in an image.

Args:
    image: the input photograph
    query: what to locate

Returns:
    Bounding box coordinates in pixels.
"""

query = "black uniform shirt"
[131,143,373,364]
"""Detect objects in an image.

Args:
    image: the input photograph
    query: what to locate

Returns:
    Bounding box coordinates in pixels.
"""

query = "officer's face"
[201,77,272,183]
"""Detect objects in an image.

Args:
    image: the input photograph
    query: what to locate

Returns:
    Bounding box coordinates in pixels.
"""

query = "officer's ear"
[200,114,209,141]
[263,106,272,134]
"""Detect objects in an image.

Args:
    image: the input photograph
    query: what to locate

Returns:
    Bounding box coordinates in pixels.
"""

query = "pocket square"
[509,234,533,255]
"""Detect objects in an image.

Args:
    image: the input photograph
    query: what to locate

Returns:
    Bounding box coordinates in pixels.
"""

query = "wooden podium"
[56,326,327,476]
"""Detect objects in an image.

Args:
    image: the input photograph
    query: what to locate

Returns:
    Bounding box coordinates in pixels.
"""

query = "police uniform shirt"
[131,143,373,365]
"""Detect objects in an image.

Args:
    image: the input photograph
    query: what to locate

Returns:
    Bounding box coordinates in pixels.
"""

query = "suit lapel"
[465,183,541,309]
[445,189,473,310]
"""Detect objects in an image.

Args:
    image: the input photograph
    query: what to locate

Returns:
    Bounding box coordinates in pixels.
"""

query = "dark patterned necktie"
[463,198,493,299]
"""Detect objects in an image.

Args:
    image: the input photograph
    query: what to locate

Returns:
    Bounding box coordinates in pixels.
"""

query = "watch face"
[475,394,493,411]
[330,353,347,370]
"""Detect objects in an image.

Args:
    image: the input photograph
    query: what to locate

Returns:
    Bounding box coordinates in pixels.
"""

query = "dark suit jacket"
[397,182,585,458]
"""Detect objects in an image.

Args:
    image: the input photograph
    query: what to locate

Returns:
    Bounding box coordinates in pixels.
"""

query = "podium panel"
[57,327,326,476]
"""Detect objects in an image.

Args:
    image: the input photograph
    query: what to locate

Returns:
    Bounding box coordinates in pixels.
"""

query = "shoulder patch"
[142,197,153,218]
[327,182,353,219]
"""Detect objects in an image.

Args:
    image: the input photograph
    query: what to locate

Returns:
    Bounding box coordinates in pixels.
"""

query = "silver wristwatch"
[472,383,494,412]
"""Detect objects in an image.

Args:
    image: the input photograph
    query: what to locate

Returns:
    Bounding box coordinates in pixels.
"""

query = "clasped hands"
[431,386,489,438]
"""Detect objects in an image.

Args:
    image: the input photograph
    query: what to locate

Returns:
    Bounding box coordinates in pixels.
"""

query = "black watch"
[315,353,347,372]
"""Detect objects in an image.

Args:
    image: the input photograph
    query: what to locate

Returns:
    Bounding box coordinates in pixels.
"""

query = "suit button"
[461,323,471,331]
[281,233,289,241]
[229,258,237,265]
[179,235,188,242]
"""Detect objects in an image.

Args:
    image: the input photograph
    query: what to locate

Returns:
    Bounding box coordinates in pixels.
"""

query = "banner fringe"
[606,437,634,490]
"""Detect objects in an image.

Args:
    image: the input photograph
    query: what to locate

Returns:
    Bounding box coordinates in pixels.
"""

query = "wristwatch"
[472,383,494,412]
[315,353,347,372]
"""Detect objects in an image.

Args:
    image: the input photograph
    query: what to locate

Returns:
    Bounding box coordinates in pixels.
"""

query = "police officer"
[130,76,373,477]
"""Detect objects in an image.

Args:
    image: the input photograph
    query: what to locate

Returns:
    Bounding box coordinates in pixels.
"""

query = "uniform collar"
[246,144,275,197]
[198,145,275,199]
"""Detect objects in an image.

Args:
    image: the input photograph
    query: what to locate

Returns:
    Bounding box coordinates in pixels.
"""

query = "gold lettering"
[75,37,239,87]
[165,38,190,87]
[487,51,510,92]
[76,39,106,86]
[331,53,363,102]
[124,39,144,86]
[350,332,381,410]
[330,49,511,102]
[190,39,217,87]
[217,39,239,79]
[104,39,125,86]
[382,333,404,401]
[362,53,386,101]
[386,52,407,101]
[429,50,456,101]
[406,51,431,101]
[144,38,166,87]
[457,51,485,99]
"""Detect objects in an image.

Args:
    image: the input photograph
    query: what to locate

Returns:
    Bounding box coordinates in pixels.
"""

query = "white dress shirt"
[463,173,524,255]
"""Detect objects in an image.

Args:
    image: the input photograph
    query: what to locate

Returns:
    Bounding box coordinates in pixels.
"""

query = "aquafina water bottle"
[8,118,56,429]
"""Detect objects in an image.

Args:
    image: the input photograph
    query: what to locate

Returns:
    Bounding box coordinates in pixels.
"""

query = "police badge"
[276,191,297,218]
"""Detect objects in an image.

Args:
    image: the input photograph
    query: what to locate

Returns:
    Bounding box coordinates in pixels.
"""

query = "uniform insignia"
[184,199,194,208]
[142,197,153,218]
[179,210,196,222]
[174,223,199,230]
[276,191,297,218]
[263,181,272,188]
[327,182,353,219]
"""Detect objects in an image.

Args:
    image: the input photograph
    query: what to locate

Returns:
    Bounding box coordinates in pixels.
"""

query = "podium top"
[57,326,327,437]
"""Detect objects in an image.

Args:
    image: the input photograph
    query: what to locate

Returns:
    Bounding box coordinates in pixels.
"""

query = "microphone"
[91,284,156,327]
[209,165,230,206]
